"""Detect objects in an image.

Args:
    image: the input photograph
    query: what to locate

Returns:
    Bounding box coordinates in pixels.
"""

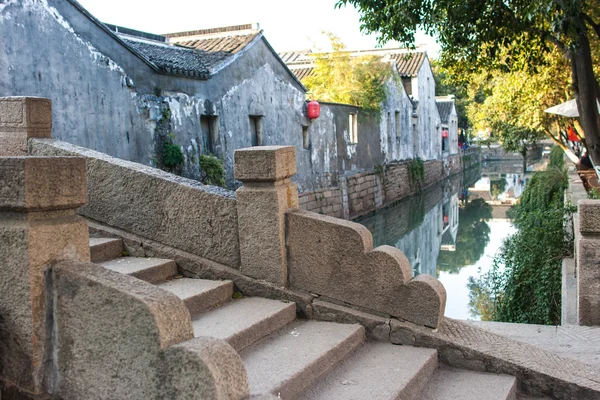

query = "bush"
[200,154,226,187]
[407,158,425,191]
[548,146,565,170]
[162,142,184,168]
[468,166,572,324]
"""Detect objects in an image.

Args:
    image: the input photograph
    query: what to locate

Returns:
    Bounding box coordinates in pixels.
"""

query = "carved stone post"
[0,98,89,397]
[577,200,600,326]
[234,146,298,286]
[0,97,52,156]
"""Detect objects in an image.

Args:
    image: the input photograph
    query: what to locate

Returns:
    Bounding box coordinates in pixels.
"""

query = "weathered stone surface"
[578,200,600,235]
[236,146,299,286]
[312,299,391,341]
[286,209,446,328]
[0,97,51,156]
[52,261,193,399]
[162,337,249,400]
[30,139,240,268]
[0,157,87,211]
[236,183,298,285]
[0,156,89,395]
[390,318,600,399]
[234,146,296,182]
[88,220,315,318]
[578,238,600,326]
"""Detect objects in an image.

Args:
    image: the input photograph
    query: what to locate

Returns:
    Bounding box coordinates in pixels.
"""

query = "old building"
[436,95,459,156]
[1,0,467,220]
[0,0,312,187]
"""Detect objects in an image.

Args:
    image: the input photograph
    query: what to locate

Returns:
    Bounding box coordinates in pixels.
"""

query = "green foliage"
[154,87,162,97]
[430,60,470,131]
[161,107,172,121]
[162,142,184,168]
[469,167,571,324]
[199,154,226,187]
[490,178,508,201]
[549,146,565,170]
[407,158,425,191]
[588,188,600,200]
[336,0,600,163]
[438,199,493,274]
[303,33,393,112]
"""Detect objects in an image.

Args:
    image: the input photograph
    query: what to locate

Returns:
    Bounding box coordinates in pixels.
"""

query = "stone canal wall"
[299,154,477,220]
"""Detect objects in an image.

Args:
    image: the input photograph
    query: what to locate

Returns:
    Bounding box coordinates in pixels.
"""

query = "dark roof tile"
[122,38,212,78]
[436,100,454,124]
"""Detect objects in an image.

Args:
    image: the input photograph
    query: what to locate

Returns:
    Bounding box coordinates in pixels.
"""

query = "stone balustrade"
[577,200,600,326]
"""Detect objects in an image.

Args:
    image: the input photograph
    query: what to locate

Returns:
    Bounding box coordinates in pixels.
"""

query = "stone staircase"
[89,237,521,400]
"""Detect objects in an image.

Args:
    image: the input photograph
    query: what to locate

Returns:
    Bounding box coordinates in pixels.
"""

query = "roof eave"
[65,0,164,74]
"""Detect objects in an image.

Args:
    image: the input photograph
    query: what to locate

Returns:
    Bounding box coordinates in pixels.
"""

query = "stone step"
[98,257,177,284]
[241,320,365,399]
[422,365,517,400]
[89,237,123,263]
[297,342,438,400]
[192,297,296,352]
[157,277,233,316]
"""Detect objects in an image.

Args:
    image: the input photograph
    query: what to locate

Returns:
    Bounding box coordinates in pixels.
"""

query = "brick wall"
[298,187,346,219]
[299,158,468,220]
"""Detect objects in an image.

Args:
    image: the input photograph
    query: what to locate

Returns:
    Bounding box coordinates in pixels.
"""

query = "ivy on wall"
[468,148,572,324]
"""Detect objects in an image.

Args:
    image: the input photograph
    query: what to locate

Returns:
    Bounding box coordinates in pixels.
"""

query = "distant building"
[436,96,459,155]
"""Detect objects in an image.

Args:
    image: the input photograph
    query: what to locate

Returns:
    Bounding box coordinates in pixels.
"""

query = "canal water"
[357,160,542,320]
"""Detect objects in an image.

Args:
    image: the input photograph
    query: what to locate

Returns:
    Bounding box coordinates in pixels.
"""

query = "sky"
[76,0,440,57]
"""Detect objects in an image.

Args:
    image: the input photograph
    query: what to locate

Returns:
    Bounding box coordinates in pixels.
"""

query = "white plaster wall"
[379,78,414,163]
[412,57,442,161]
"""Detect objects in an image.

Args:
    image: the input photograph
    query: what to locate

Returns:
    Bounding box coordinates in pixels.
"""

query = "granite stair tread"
[297,342,438,400]
[98,257,177,284]
[422,365,517,400]
[89,237,123,263]
[192,297,296,352]
[240,320,365,399]
[157,277,233,316]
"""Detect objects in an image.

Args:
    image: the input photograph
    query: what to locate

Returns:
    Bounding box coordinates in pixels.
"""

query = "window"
[387,112,392,154]
[302,125,310,150]
[249,115,263,146]
[200,115,218,154]
[395,111,400,139]
[348,113,358,144]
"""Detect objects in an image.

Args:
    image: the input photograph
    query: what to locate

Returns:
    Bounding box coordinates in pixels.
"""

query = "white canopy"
[544,99,600,118]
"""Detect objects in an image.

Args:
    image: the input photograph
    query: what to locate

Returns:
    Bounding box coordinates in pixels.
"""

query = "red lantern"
[442,130,449,138]
[307,100,320,119]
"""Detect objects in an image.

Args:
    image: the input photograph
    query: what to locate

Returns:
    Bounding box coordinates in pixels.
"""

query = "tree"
[336,0,600,165]
[466,49,581,165]
[303,33,394,112]
[430,60,471,132]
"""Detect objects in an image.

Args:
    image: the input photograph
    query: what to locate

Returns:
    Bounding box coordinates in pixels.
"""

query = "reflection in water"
[360,172,476,277]
[357,162,528,319]
[437,199,493,275]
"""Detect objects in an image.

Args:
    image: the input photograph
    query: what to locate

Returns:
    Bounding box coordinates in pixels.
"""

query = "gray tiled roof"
[289,67,315,81]
[280,49,427,82]
[122,39,213,79]
[176,32,260,65]
[436,100,454,124]
[388,52,426,77]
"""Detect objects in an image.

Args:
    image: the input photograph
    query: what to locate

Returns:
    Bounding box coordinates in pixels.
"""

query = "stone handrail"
[576,199,600,326]
[52,261,249,400]
[29,139,241,268]
[285,209,446,328]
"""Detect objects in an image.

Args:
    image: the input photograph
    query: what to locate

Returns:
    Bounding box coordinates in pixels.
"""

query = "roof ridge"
[164,23,259,39]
